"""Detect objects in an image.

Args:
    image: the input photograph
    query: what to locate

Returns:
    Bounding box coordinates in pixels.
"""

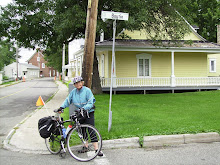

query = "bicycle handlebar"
[53,108,88,122]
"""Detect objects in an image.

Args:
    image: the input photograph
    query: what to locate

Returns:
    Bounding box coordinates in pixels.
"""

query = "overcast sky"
[1,0,84,63]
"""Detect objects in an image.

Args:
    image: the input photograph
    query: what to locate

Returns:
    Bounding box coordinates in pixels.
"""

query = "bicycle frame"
[52,111,85,157]
[46,109,102,161]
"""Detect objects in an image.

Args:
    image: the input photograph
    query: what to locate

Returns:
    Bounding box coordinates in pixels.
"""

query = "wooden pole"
[82,0,99,89]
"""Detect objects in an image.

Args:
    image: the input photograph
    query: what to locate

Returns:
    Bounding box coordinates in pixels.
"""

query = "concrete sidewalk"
[3,81,220,154]
[3,80,69,154]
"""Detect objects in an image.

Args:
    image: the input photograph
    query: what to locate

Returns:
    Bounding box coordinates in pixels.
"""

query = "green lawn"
[63,90,220,140]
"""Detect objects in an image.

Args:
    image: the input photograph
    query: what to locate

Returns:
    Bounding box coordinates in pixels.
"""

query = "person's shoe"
[78,146,89,153]
[96,150,103,156]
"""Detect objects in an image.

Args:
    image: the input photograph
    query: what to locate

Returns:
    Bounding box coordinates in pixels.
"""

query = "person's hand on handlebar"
[57,107,64,114]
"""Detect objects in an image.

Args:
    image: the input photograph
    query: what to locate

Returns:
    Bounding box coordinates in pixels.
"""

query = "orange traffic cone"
[22,77,25,82]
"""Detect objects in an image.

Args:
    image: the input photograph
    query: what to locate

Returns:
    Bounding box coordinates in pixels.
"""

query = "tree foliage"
[176,0,220,42]
[0,0,193,71]
[0,39,17,71]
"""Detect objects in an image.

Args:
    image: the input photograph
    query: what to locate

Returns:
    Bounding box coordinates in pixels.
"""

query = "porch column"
[171,51,176,87]
[79,56,82,76]
[75,58,78,76]
[113,53,117,88]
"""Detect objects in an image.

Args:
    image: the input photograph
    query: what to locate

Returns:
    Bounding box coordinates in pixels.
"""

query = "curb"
[102,132,220,150]
[3,108,46,153]
[102,137,140,150]
[2,80,61,153]
[3,132,220,154]
[143,132,220,148]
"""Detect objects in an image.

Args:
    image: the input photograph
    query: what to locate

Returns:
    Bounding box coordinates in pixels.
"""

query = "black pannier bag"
[38,116,55,138]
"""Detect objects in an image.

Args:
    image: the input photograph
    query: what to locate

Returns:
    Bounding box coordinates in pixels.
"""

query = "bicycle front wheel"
[66,124,102,162]
[45,127,62,154]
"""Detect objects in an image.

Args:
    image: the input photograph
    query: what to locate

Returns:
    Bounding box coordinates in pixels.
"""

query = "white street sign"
[102,10,129,132]
[101,11,129,21]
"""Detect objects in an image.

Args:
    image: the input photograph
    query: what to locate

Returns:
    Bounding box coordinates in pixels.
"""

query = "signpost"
[101,11,129,132]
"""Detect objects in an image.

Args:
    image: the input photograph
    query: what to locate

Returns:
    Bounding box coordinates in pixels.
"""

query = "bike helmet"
[72,76,83,84]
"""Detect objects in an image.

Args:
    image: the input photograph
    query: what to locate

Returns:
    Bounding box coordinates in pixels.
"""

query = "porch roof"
[96,39,220,53]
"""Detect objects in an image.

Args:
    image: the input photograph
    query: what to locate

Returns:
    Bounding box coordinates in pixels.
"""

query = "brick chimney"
[217,25,220,44]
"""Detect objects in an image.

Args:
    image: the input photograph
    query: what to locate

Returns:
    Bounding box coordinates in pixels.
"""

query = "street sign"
[101,11,129,21]
[102,10,129,132]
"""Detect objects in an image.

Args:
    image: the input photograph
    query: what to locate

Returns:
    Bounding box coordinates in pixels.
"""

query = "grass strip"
[62,91,220,140]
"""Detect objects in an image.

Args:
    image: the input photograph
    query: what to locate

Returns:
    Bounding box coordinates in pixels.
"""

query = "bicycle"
[45,109,102,162]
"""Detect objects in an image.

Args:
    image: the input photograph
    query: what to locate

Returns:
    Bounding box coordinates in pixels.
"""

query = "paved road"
[0,142,219,165]
[0,78,58,144]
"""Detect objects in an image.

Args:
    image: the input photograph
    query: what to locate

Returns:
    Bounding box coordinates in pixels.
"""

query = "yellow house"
[70,24,220,93]
[208,53,220,77]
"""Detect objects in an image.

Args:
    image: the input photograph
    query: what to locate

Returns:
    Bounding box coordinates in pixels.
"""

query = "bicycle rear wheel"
[45,127,62,154]
[66,124,102,162]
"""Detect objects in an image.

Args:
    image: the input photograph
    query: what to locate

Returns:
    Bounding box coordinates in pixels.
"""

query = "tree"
[0,0,192,91]
[0,39,17,71]
[176,0,220,42]
[1,0,190,53]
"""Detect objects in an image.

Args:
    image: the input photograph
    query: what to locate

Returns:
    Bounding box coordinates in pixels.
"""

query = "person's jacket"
[61,86,95,113]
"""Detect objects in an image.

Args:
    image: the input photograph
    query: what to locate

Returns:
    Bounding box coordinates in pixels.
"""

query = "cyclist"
[57,76,103,156]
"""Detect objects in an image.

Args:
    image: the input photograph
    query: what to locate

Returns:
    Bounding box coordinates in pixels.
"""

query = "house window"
[37,57,40,61]
[42,63,45,68]
[136,53,152,77]
[209,59,216,72]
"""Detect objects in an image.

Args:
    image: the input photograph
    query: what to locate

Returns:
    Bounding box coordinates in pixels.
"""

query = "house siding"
[175,53,207,77]
[102,51,208,78]
[122,29,201,41]
[151,52,171,77]
[97,50,109,78]
[208,54,220,77]
[28,52,56,77]
[116,51,137,77]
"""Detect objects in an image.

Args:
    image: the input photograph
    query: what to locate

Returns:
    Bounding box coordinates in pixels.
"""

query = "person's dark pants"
[79,112,98,142]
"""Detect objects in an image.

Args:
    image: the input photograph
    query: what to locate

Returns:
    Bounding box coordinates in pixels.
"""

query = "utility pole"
[82,0,99,89]
[16,46,18,80]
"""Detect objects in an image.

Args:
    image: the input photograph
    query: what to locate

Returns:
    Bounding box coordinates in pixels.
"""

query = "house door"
[23,71,27,78]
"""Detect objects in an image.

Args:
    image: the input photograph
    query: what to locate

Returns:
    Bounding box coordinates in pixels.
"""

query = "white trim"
[209,58,216,73]
[96,47,220,53]
[42,63,45,68]
[174,10,206,41]
[106,52,109,78]
[100,77,220,87]
[136,53,152,77]
[171,51,176,87]
[37,57,40,62]
[101,54,105,77]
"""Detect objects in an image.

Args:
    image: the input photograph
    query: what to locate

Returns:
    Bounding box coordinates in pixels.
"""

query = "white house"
[4,62,40,79]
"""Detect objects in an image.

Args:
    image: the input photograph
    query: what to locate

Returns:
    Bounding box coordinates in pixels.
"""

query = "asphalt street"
[0,142,220,165]
[0,78,58,144]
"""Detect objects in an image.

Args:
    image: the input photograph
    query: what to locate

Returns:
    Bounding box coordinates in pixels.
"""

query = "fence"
[100,77,220,88]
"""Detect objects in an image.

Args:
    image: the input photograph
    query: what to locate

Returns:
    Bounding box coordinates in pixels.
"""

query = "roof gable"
[117,12,206,42]
[27,50,44,62]
[120,26,204,41]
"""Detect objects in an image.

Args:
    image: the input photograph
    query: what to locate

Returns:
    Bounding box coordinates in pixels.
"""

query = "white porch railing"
[100,77,220,88]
